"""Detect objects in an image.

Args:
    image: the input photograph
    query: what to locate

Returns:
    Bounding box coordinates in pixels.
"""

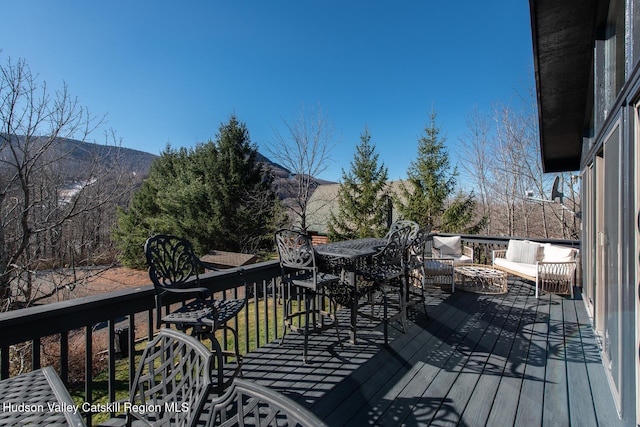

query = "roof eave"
[530,0,598,172]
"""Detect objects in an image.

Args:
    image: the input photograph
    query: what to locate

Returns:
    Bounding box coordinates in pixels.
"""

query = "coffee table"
[454,264,508,294]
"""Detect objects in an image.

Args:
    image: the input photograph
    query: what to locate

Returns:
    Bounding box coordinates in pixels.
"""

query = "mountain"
[0,135,335,200]
[0,135,158,181]
[258,154,337,201]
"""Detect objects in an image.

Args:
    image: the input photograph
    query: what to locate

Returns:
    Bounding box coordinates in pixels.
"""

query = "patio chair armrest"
[162,286,213,301]
[537,261,577,276]
[209,378,327,427]
[492,249,507,264]
[424,257,455,270]
[163,286,210,295]
[462,245,473,259]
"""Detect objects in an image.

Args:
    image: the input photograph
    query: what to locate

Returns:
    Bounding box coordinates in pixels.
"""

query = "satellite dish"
[551,176,564,204]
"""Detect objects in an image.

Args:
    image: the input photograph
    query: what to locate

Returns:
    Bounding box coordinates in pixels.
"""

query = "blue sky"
[0,1,534,182]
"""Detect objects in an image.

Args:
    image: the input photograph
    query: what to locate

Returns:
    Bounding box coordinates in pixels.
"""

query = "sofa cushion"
[494,257,537,278]
[542,244,576,263]
[505,240,541,265]
[446,254,472,264]
[432,236,461,256]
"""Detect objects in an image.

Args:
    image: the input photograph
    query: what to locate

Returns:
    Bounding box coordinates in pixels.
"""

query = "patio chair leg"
[399,285,407,333]
[206,333,226,396]
[382,288,389,346]
[220,324,244,378]
[303,291,311,364]
[332,299,343,349]
[280,284,290,345]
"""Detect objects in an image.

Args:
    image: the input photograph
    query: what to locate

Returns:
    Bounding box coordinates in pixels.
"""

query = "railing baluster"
[107,319,116,416]
[253,282,260,350]
[243,284,250,353]
[272,278,279,341]
[147,309,154,340]
[60,331,68,384]
[85,325,93,427]
[31,338,40,370]
[128,314,135,390]
[262,279,268,346]
[1,346,8,379]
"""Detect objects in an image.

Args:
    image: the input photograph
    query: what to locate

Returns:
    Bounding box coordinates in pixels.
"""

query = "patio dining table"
[0,366,86,426]
[315,237,387,344]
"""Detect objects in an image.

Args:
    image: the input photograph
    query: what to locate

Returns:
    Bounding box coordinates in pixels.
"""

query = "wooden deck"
[238,280,623,426]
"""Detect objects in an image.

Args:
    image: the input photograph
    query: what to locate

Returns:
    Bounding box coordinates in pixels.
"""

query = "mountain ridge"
[0,136,336,200]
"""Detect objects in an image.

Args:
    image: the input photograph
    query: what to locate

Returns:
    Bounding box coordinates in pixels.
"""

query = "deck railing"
[0,234,579,425]
[0,259,282,425]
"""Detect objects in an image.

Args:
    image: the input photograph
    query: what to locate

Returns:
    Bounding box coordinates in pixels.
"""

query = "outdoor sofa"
[492,239,579,298]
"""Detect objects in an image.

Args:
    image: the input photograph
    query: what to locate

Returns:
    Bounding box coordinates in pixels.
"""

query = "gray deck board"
[485,283,534,427]
[514,294,548,426]
[237,281,625,426]
[564,295,599,426]
[542,292,571,426]
[574,298,622,424]
[460,282,526,426]
[371,294,490,426]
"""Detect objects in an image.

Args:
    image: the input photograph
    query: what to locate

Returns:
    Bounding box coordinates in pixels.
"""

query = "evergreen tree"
[328,128,390,240]
[204,116,282,252]
[398,110,482,232]
[114,115,282,268]
[440,192,487,234]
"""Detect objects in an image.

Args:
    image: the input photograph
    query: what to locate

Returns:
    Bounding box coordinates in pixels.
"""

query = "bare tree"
[0,56,134,310]
[461,90,573,239]
[268,103,337,230]
[460,107,495,233]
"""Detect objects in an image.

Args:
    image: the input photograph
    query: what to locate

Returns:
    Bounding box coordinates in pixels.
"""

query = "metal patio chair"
[404,226,430,314]
[207,378,328,427]
[98,328,214,427]
[274,229,343,363]
[144,234,245,394]
[360,226,409,345]
[385,219,420,243]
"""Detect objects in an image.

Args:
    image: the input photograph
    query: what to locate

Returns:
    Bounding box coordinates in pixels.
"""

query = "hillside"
[0,135,335,200]
[0,134,158,181]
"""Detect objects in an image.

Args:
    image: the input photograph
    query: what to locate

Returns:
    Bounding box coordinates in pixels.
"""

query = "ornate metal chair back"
[128,329,213,427]
[274,229,317,274]
[407,227,430,262]
[377,227,409,267]
[387,220,420,243]
[145,234,201,291]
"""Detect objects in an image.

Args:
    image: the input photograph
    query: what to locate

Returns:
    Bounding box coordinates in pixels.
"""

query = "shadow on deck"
[237,280,622,426]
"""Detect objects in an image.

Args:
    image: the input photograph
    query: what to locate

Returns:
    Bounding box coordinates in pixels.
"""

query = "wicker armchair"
[144,234,245,393]
[431,235,473,265]
[207,378,327,427]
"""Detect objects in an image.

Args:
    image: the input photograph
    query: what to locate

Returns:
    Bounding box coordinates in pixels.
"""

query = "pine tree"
[114,115,282,267]
[328,128,390,240]
[204,116,281,252]
[398,110,482,233]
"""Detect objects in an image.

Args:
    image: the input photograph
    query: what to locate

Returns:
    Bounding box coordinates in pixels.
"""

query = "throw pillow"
[505,240,541,264]
[542,245,576,263]
[432,236,462,256]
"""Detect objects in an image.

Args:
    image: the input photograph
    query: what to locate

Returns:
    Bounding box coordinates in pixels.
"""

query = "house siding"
[532,0,640,424]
